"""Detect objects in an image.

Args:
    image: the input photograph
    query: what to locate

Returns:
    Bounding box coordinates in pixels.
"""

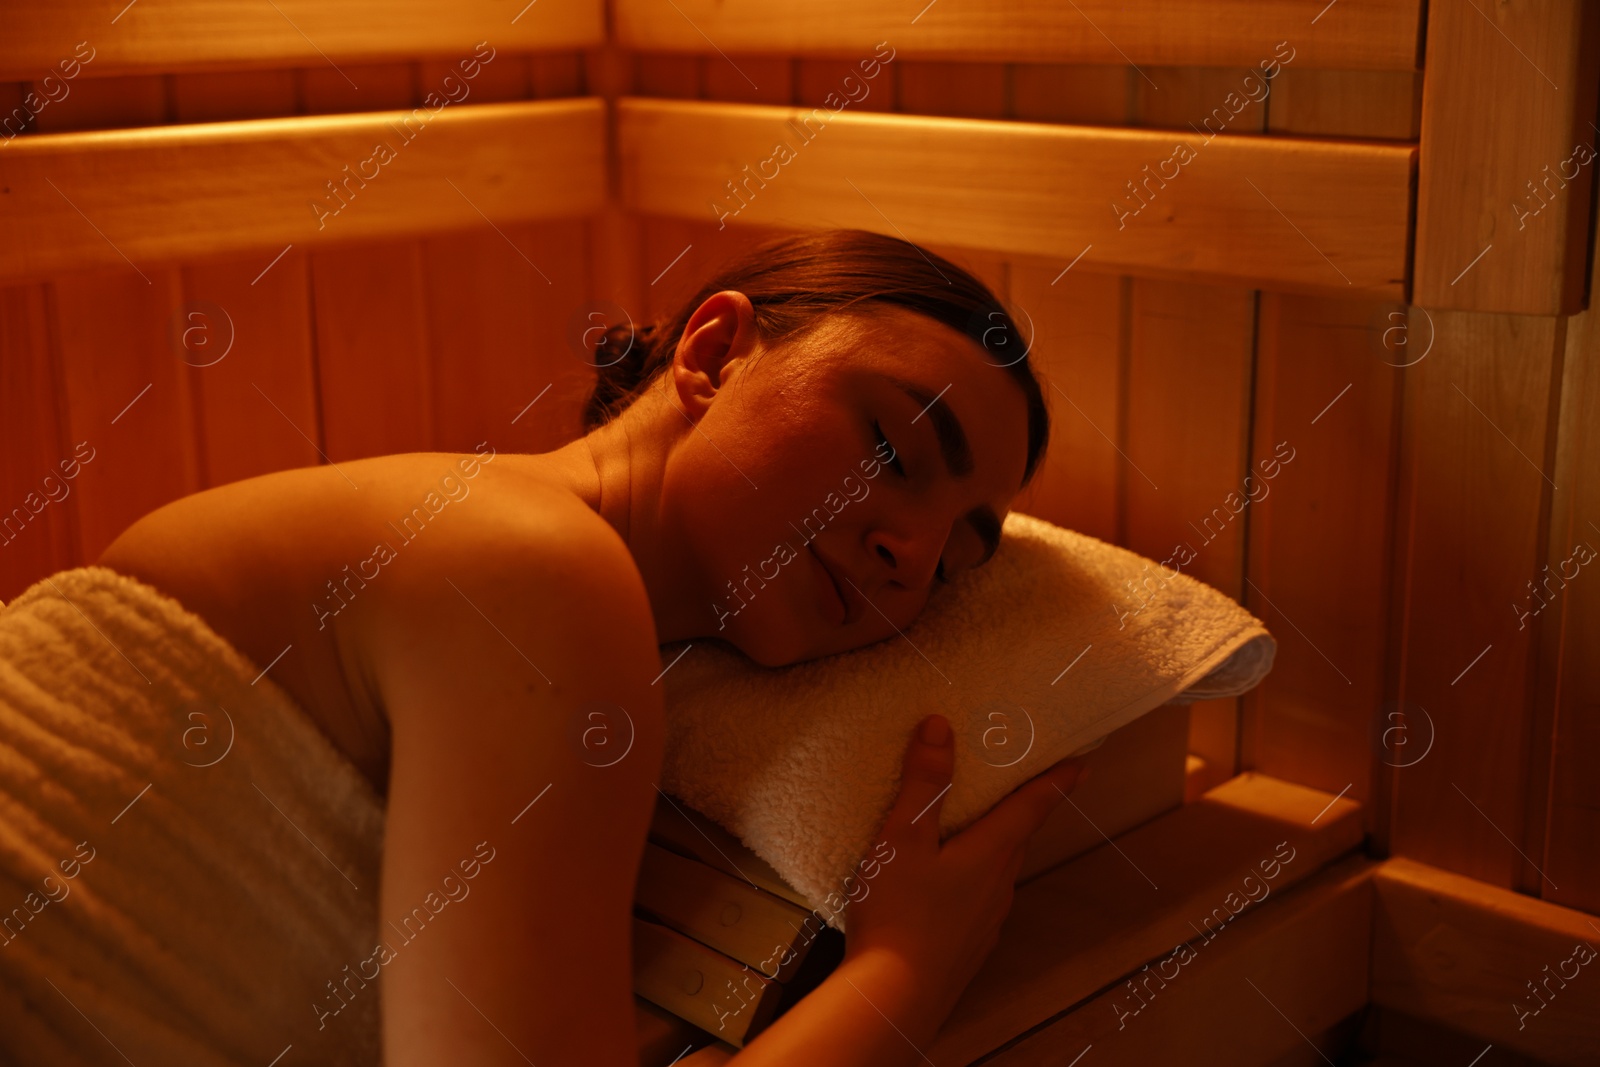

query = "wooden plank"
[26,74,167,133]
[0,1,603,80]
[982,856,1374,1066]
[634,842,816,982]
[169,69,299,123]
[1536,196,1600,914]
[0,99,607,283]
[703,56,793,105]
[178,249,321,488]
[1124,278,1255,781]
[796,58,896,114]
[1371,857,1600,1066]
[898,60,1005,118]
[1134,66,1268,134]
[52,269,203,563]
[1386,309,1563,888]
[420,221,594,456]
[308,240,434,462]
[614,0,1423,70]
[1267,69,1421,140]
[1017,704,1188,883]
[1008,266,1123,544]
[1010,65,1129,125]
[926,772,1365,1065]
[1413,1,1600,314]
[648,794,814,912]
[1240,294,1402,812]
[0,285,80,601]
[633,915,782,1045]
[617,98,1412,296]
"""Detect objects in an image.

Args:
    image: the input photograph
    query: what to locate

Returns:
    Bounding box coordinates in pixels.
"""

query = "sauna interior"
[2,1,1598,1064]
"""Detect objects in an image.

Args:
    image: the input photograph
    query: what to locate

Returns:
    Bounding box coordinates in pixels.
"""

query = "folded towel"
[0,566,384,1065]
[656,512,1276,933]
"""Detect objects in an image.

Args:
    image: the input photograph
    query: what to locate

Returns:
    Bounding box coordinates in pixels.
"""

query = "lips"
[809,544,860,626]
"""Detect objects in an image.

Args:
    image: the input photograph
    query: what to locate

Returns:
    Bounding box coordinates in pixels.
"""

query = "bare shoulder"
[366,469,666,1065]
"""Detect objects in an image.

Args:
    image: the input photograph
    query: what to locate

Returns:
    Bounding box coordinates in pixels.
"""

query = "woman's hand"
[840,713,1087,1028]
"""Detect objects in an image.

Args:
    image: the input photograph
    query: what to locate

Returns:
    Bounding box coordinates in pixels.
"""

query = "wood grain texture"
[633,915,782,1045]
[178,249,321,489]
[1266,69,1421,140]
[1412,0,1600,314]
[1371,857,1600,1065]
[1008,266,1124,544]
[617,98,1412,296]
[928,772,1364,1065]
[0,285,80,601]
[1534,198,1600,915]
[614,0,1423,69]
[1386,308,1564,888]
[0,99,607,283]
[1241,293,1402,816]
[51,269,203,563]
[0,1,603,80]
[982,855,1375,1067]
[1124,279,1255,781]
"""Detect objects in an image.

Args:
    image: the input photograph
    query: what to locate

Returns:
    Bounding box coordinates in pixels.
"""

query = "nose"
[866,514,948,590]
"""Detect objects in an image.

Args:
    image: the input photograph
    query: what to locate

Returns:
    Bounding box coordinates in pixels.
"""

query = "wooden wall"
[2,0,1597,925]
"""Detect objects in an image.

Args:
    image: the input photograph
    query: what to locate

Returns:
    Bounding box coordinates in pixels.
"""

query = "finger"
[951,758,1085,858]
[879,714,956,847]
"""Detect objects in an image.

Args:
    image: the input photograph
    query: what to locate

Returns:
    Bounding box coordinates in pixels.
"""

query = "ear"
[669,290,758,421]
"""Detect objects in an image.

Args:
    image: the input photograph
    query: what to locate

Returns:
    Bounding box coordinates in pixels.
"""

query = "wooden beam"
[0,99,606,283]
[614,0,1423,70]
[0,1,601,81]
[1412,0,1600,313]
[617,98,1412,297]
[983,855,1376,1066]
[928,773,1364,1064]
[1371,857,1600,1066]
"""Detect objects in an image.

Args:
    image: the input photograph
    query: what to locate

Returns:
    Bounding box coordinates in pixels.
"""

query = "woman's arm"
[362,504,666,1066]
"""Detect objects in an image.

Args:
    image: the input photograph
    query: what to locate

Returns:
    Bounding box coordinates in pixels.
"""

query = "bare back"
[95,447,604,799]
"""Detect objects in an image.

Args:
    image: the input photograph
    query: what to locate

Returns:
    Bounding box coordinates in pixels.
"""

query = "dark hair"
[582,228,1051,487]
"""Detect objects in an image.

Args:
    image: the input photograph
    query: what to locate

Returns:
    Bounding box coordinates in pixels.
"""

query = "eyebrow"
[887,375,1004,567]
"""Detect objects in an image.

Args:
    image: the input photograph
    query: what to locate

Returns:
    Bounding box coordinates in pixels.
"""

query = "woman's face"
[662,297,1032,666]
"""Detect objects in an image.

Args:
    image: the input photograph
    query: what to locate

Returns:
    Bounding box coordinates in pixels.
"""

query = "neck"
[527,389,707,646]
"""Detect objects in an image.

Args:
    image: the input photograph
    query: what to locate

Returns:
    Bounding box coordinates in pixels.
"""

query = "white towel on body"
[0,566,385,1065]
[656,512,1277,932]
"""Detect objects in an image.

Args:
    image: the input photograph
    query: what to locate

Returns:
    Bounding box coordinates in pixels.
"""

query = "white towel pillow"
[656,512,1276,930]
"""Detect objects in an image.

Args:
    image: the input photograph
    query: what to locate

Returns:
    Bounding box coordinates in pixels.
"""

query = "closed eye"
[873,420,906,477]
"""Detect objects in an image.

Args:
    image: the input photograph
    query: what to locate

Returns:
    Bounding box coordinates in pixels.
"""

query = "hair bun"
[583,321,663,431]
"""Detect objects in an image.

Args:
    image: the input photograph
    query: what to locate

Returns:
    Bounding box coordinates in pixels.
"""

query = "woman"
[85,228,1086,1064]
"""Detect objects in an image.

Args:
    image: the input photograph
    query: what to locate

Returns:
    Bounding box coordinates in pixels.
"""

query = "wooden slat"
[635,842,816,982]
[309,240,434,462]
[26,74,168,133]
[927,772,1365,1065]
[1008,266,1124,544]
[1018,704,1188,882]
[179,249,321,488]
[0,99,606,283]
[1241,293,1402,813]
[1010,65,1129,125]
[0,285,80,600]
[983,856,1375,1066]
[1124,279,1255,781]
[1371,857,1600,1066]
[1384,308,1564,888]
[1537,195,1600,914]
[648,794,814,912]
[52,269,204,563]
[1,2,603,80]
[1413,1,1600,313]
[898,60,1005,117]
[618,98,1412,297]
[633,916,782,1045]
[796,58,896,114]
[614,0,1423,70]
[1266,69,1421,140]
